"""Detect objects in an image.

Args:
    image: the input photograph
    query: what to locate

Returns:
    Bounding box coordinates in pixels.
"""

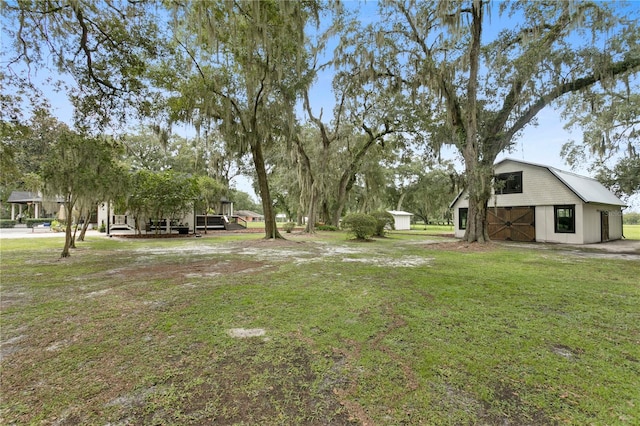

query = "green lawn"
[1,232,638,425]
[624,224,640,240]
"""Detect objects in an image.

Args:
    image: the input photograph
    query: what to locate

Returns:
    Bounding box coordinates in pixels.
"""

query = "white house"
[387,210,414,231]
[450,159,626,244]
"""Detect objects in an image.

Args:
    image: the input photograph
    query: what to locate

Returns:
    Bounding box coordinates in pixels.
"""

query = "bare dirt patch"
[227,328,267,338]
[550,343,583,360]
[423,241,500,253]
[342,255,433,267]
[98,259,270,284]
[231,237,308,249]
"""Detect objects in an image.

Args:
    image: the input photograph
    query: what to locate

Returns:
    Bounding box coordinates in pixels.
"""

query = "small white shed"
[387,210,414,230]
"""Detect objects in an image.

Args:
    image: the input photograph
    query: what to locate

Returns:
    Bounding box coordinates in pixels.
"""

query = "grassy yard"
[624,224,640,240]
[1,232,638,425]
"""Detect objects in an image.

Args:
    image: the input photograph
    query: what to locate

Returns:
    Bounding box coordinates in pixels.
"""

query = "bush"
[370,211,395,237]
[0,220,16,228]
[316,224,338,231]
[50,220,64,232]
[341,213,377,240]
[282,222,296,233]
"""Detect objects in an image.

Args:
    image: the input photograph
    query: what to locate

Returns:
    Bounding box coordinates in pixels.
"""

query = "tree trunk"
[251,138,282,239]
[460,1,491,243]
[462,149,493,243]
[61,201,74,257]
[78,206,91,241]
[305,184,318,233]
[396,191,406,211]
[331,171,356,227]
[61,221,72,257]
[329,129,385,226]
[67,203,77,249]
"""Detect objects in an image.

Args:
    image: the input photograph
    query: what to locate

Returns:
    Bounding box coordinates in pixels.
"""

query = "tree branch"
[504,56,640,145]
[70,3,118,93]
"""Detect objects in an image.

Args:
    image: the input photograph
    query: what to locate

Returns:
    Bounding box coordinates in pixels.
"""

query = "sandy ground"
[0,228,132,239]
[1,226,638,256]
[0,227,78,239]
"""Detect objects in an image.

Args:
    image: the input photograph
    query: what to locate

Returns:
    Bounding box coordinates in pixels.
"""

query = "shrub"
[341,213,377,240]
[282,222,296,233]
[0,220,16,228]
[316,224,338,231]
[370,211,395,237]
[50,220,64,232]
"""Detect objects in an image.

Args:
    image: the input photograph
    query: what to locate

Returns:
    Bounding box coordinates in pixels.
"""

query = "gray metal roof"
[6,191,65,204]
[6,191,42,203]
[548,167,626,206]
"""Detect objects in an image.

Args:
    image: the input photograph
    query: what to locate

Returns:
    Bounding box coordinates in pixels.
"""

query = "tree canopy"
[343,0,639,240]
[41,125,125,257]
[3,0,639,237]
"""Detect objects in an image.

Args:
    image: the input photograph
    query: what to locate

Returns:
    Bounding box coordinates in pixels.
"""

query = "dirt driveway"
[587,239,640,254]
[501,238,640,261]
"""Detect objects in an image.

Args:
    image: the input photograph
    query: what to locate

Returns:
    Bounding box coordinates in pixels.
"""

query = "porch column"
[11,204,15,220]
[34,203,40,219]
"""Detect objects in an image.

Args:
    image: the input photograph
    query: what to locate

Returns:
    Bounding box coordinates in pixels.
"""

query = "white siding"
[583,204,602,244]
[535,205,584,244]
[393,215,411,230]
[581,204,623,243]
[492,162,582,207]
[451,196,468,238]
[535,206,553,243]
[609,209,623,240]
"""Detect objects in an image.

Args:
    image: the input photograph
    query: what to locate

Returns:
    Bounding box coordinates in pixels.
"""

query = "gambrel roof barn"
[450,159,626,244]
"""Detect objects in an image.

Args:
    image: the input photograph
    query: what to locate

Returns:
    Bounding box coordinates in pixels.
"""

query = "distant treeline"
[623,212,640,225]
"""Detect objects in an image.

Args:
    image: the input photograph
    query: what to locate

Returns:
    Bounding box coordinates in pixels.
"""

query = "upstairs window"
[555,205,575,233]
[495,171,523,194]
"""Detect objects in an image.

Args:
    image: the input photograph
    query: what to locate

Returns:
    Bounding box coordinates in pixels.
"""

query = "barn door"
[487,207,536,242]
[600,211,610,242]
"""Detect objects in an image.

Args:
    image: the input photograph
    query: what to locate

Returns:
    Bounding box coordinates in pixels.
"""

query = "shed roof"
[387,210,414,216]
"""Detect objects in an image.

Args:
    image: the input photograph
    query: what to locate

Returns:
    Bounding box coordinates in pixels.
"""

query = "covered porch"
[6,191,63,222]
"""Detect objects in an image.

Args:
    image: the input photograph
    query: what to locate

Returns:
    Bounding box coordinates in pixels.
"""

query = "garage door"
[487,207,535,242]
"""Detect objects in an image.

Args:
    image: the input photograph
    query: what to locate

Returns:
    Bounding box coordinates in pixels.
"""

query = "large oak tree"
[348,0,640,242]
[159,0,320,239]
